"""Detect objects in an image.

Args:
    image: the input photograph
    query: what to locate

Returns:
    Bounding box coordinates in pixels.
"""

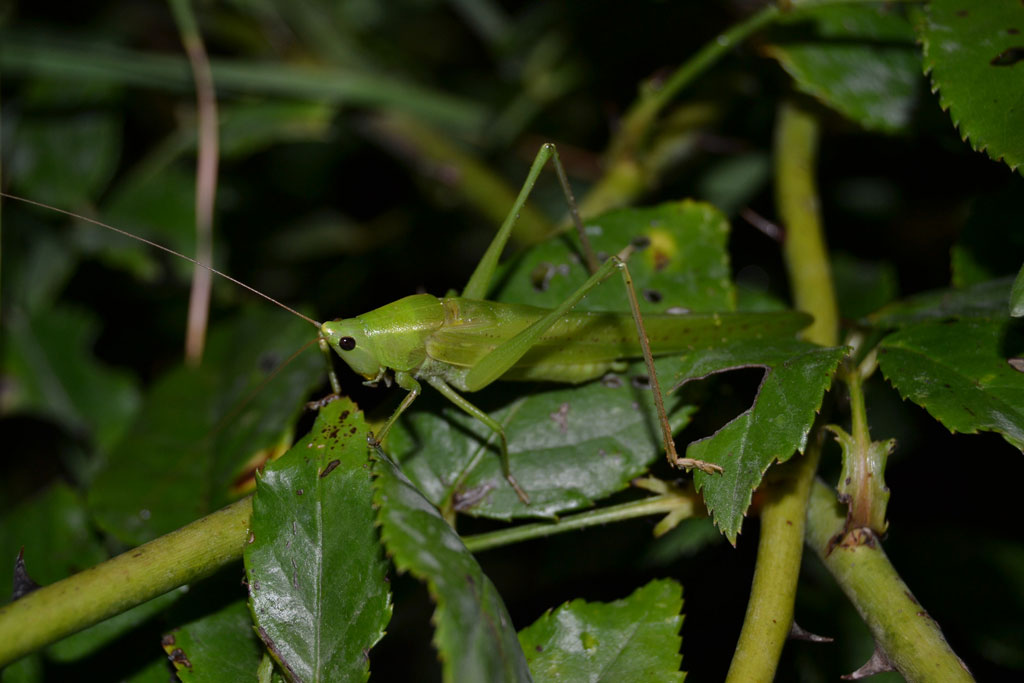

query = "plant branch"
[0,498,252,668]
[463,490,700,553]
[726,98,838,682]
[805,479,974,682]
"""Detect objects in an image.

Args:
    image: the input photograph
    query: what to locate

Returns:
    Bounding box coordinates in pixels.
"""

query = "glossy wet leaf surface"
[88,307,324,545]
[373,447,531,683]
[768,4,921,134]
[518,578,685,682]
[245,398,391,683]
[917,0,1024,172]
[674,340,847,542]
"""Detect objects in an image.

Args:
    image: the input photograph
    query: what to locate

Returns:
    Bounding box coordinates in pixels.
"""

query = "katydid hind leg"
[613,251,724,476]
[461,143,597,301]
[425,376,530,504]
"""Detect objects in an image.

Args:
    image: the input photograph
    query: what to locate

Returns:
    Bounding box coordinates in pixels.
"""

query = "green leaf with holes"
[373,447,531,683]
[768,4,922,134]
[676,340,847,543]
[518,579,685,682]
[916,0,1024,172]
[245,398,391,683]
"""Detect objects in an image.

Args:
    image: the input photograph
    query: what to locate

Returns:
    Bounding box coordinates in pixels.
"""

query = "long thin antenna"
[1,192,322,329]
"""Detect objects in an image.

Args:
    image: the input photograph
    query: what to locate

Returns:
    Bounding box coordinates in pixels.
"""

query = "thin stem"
[169,0,219,366]
[805,479,974,682]
[726,98,837,682]
[608,4,780,164]
[0,498,252,668]
[463,493,699,553]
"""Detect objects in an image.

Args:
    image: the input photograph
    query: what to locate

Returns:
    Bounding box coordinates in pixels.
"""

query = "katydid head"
[321,319,383,380]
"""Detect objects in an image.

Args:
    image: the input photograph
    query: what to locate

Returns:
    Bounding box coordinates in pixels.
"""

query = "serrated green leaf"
[878,318,1024,449]
[917,0,1024,172]
[768,4,921,134]
[1,305,140,453]
[869,277,1014,327]
[387,202,808,520]
[163,600,263,681]
[673,340,847,542]
[88,307,324,545]
[373,448,531,683]
[245,398,391,683]
[517,578,685,682]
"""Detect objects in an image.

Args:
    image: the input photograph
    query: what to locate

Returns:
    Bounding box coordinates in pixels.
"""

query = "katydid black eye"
[339,336,356,351]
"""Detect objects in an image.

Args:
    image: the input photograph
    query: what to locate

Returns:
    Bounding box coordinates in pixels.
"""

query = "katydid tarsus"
[2,143,811,505]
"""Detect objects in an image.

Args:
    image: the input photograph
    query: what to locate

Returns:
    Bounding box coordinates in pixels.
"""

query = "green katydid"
[2,143,810,504]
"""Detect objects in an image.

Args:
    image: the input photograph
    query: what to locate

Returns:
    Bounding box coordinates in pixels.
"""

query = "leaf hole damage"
[601,373,623,388]
[642,288,663,303]
[530,262,555,292]
[991,47,1024,66]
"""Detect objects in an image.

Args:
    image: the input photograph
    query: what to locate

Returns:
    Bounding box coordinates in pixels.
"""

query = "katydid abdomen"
[426,298,810,387]
[322,293,811,390]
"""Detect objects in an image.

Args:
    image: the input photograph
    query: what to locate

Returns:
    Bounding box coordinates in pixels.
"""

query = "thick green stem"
[805,480,974,682]
[726,99,837,682]
[463,491,700,553]
[0,498,252,668]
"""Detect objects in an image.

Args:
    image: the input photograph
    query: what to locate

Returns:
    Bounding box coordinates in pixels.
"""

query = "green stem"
[463,493,699,553]
[0,498,252,668]
[776,101,838,344]
[608,4,780,164]
[726,98,837,682]
[805,480,974,682]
